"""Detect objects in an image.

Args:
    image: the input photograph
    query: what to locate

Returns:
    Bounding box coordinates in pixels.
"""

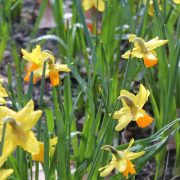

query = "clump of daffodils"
[113,84,153,131]
[122,34,168,67]
[98,139,145,179]
[21,45,70,87]
[82,0,105,12]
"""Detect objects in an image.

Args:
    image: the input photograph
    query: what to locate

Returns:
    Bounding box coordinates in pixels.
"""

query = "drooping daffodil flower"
[98,139,145,179]
[33,57,70,87]
[122,34,168,67]
[22,45,70,87]
[113,84,153,131]
[0,100,42,166]
[83,0,105,12]
[21,45,55,83]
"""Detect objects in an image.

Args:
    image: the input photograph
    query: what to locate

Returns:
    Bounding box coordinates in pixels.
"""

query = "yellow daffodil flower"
[0,169,13,180]
[21,45,54,83]
[113,84,153,131]
[0,100,42,166]
[144,0,162,16]
[33,58,70,87]
[32,137,57,162]
[173,0,180,4]
[83,0,105,12]
[122,34,168,67]
[0,82,8,104]
[98,139,145,179]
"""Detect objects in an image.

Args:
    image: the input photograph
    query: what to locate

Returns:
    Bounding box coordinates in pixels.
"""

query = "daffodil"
[173,0,180,4]
[83,0,105,12]
[0,80,8,104]
[0,100,42,166]
[21,45,54,83]
[113,84,153,131]
[122,34,168,67]
[98,139,145,179]
[0,169,13,180]
[33,58,70,87]
[32,137,57,162]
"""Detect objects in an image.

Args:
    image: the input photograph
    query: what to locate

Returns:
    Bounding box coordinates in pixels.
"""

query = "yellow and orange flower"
[98,139,145,179]
[0,100,42,166]
[33,58,70,87]
[22,45,70,87]
[122,34,168,67]
[21,45,54,83]
[83,0,105,12]
[113,84,153,131]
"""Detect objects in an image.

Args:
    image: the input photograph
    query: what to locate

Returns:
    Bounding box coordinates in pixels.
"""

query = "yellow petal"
[0,135,17,167]
[0,97,6,104]
[115,117,132,131]
[0,85,8,97]
[121,50,132,59]
[0,169,13,180]
[21,49,34,63]
[55,63,71,72]
[32,142,44,162]
[42,51,55,64]
[127,138,135,149]
[145,37,168,50]
[122,48,144,59]
[94,0,105,12]
[115,158,127,172]
[120,90,136,101]
[0,78,4,83]
[128,34,137,42]
[134,84,150,109]
[99,164,115,177]
[0,107,16,120]
[50,137,58,146]
[134,109,146,120]
[124,151,145,160]
[173,0,180,4]
[19,111,42,131]
[17,99,34,117]
[16,100,42,130]
[18,131,40,155]
[22,45,54,66]
[113,107,131,120]
[83,0,94,11]
[131,49,144,58]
